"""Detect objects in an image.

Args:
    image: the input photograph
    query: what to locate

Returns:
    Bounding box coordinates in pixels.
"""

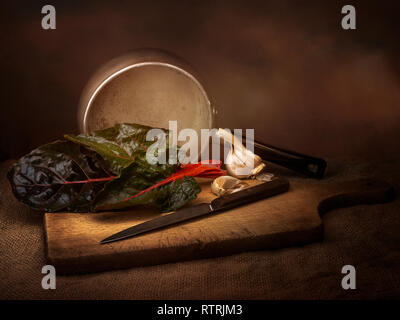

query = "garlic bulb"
[217,128,266,179]
[211,176,248,196]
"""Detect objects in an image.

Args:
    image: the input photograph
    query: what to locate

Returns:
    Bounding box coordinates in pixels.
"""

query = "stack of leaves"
[7,123,226,213]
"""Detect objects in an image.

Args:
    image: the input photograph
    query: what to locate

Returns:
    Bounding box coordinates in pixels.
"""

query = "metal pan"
[78,49,216,136]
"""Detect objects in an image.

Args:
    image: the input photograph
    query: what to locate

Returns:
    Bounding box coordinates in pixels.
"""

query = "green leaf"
[157,177,202,212]
[8,123,202,213]
[7,141,113,212]
[94,161,201,212]
[64,123,170,175]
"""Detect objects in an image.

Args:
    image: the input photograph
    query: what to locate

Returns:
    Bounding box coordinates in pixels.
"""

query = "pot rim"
[78,50,216,134]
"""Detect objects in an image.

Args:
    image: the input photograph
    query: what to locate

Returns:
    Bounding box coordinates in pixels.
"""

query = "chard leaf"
[157,177,202,212]
[64,123,171,175]
[95,174,201,212]
[7,141,114,212]
[8,123,203,213]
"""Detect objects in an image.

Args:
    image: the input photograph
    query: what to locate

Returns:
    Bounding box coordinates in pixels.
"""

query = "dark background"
[1,0,400,159]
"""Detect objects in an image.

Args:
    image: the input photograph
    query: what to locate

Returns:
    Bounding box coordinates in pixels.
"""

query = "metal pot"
[78,49,216,137]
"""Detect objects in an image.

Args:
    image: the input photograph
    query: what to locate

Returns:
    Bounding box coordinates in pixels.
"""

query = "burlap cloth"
[1,157,399,299]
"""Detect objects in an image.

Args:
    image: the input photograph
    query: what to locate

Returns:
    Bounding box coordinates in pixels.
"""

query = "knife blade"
[100,177,289,244]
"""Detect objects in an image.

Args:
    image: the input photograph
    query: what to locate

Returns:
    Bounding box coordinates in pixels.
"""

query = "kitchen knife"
[100,177,289,244]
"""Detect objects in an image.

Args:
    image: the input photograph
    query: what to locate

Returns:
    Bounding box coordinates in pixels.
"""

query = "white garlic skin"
[217,128,266,179]
[225,149,266,179]
[211,176,248,196]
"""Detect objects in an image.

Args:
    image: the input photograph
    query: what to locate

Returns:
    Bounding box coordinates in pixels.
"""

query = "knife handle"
[249,138,327,179]
[211,177,290,212]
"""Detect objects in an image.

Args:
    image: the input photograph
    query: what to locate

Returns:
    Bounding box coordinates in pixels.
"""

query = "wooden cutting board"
[44,177,394,274]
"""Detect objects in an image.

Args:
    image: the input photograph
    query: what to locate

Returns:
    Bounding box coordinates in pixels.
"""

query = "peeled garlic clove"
[211,176,248,196]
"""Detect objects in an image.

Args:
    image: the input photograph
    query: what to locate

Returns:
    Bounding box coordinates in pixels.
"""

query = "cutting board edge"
[47,222,323,275]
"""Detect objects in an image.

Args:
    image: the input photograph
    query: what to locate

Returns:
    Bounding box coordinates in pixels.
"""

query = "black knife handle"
[249,139,327,179]
[211,177,290,212]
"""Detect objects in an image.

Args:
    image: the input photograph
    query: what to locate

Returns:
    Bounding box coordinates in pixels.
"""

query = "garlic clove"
[218,128,266,179]
[211,176,248,196]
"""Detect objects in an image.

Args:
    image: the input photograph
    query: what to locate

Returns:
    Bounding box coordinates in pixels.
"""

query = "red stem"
[62,176,116,184]
[122,161,226,202]
[15,176,116,188]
